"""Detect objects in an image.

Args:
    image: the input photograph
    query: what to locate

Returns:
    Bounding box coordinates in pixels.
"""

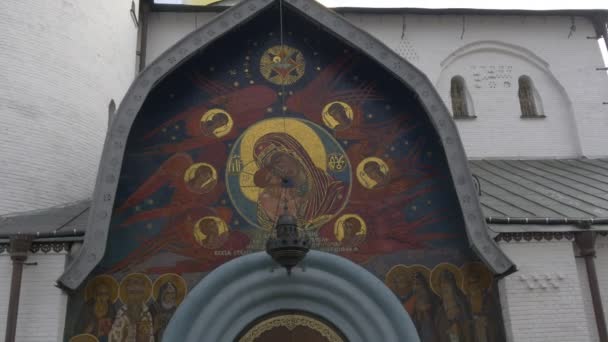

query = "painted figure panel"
[65,6,505,341]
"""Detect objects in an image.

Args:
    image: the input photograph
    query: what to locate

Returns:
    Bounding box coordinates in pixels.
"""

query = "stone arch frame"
[162,251,421,341]
[437,40,581,153]
[439,40,551,71]
[438,41,571,119]
[58,0,515,290]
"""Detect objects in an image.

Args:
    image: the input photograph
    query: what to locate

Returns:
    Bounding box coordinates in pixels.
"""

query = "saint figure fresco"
[109,274,154,342]
[79,275,118,340]
[432,265,474,342]
[151,274,187,342]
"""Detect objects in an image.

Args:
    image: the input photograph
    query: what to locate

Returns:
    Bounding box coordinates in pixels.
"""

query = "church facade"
[1,1,608,342]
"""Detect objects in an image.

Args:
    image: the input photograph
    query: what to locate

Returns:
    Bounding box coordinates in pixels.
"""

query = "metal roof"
[471,159,608,219]
[0,199,90,238]
[2,158,608,238]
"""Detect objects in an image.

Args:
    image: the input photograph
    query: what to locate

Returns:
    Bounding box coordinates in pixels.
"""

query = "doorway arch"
[162,251,420,342]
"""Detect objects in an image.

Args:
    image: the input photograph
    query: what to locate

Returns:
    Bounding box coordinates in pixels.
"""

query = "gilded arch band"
[58,0,515,290]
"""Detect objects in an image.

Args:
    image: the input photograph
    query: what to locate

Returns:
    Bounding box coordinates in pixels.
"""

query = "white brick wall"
[144,12,608,159]
[0,0,138,214]
[499,240,592,342]
[0,251,68,342]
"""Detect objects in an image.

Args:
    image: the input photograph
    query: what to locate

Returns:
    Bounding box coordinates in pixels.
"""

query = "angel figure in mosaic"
[140,76,276,155]
[107,206,249,275]
[116,151,225,226]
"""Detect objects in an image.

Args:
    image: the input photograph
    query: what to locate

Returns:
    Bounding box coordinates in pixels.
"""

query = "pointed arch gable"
[58,0,514,290]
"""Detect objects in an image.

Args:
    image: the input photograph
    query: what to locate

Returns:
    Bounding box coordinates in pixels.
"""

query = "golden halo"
[408,264,432,284]
[152,273,188,305]
[384,264,411,297]
[84,274,119,303]
[200,108,233,138]
[322,101,354,130]
[183,162,217,193]
[356,157,390,190]
[118,273,153,304]
[69,334,99,342]
[333,214,366,242]
[461,262,493,295]
[236,118,327,202]
[259,45,305,85]
[193,216,229,248]
[430,263,464,297]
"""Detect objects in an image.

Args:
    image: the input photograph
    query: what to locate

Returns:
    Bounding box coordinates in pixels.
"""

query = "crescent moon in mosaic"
[259,45,306,85]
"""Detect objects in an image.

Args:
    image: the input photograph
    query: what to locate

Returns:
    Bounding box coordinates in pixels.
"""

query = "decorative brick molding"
[0,241,71,255]
[495,231,575,242]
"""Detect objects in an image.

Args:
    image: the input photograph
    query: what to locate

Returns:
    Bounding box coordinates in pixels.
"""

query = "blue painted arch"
[163,251,421,342]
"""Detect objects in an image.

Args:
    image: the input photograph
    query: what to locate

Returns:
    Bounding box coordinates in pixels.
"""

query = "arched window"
[518,76,544,118]
[450,76,473,118]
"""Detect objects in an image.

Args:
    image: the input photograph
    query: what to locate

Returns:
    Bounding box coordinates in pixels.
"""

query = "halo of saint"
[333,214,366,247]
[430,263,465,296]
[85,274,119,304]
[118,273,153,305]
[193,216,229,249]
[356,157,390,189]
[200,108,233,138]
[322,101,354,131]
[385,264,411,297]
[152,273,188,306]
[461,262,493,296]
[259,45,306,85]
[385,264,432,298]
[69,333,99,342]
[183,162,218,193]
[226,118,351,231]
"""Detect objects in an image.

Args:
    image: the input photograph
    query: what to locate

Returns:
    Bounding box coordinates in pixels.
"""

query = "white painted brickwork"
[146,12,608,159]
[350,14,607,159]
[0,251,68,341]
[0,0,138,214]
[499,240,592,342]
